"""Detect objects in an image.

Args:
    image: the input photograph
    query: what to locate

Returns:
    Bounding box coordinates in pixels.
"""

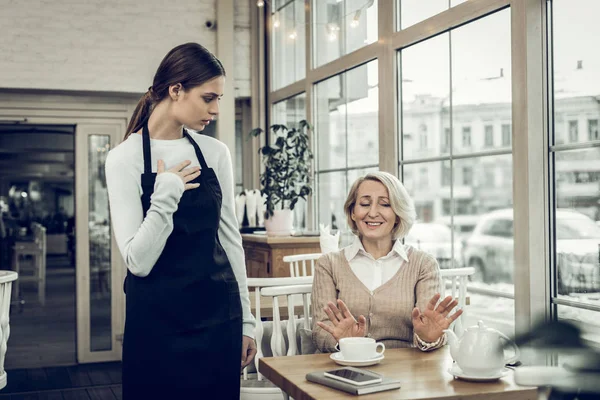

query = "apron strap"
[183,128,209,170]
[142,124,208,172]
[142,122,152,174]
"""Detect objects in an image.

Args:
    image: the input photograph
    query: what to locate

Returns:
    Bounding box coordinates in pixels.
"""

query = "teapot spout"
[444,328,460,363]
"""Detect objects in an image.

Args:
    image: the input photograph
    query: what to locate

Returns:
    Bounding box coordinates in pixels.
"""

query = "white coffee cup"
[338,337,385,361]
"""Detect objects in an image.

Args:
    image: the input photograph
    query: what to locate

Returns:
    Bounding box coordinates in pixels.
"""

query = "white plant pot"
[264,209,294,236]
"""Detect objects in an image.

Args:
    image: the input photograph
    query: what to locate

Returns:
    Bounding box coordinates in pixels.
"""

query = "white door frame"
[0,91,135,363]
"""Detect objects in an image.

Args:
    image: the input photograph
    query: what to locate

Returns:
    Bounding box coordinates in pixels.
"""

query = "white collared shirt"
[344,236,409,292]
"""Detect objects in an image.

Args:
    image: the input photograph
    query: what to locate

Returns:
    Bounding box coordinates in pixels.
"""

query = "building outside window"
[462,126,471,148]
[588,119,599,140]
[568,120,579,142]
[484,125,494,147]
[502,124,511,147]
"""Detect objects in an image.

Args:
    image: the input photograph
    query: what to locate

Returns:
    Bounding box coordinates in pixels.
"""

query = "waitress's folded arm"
[105,154,185,278]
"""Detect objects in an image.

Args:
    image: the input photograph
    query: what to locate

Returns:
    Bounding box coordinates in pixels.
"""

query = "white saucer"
[330,352,385,367]
[448,363,509,382]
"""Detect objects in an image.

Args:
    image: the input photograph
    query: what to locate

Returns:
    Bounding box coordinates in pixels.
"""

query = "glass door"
[75,123,126,363]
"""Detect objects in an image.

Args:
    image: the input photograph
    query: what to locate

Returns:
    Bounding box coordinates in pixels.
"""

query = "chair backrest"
[282,253,322,277]
[0,271,18,390]
[260,284,312,358]
[245,276,312,381]
[439,267,475,334]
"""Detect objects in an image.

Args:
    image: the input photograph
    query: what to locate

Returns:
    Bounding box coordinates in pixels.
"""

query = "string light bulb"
[257,0,264,7]
[289,30,297,40]
[273,11,280,28]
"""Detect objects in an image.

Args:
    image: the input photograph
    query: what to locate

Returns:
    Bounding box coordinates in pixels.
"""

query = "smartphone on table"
[323,367,383,386]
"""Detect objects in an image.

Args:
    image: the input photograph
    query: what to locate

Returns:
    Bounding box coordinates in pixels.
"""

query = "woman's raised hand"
[157,159,201,191]
[317,299,367,342]
[412,293,463,343]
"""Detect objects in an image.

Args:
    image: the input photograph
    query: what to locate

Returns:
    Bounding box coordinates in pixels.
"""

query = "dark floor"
[6,255,77,369]
[0,361,122,399]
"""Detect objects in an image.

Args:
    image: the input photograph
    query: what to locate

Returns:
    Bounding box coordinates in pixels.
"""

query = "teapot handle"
[497,331,520,364]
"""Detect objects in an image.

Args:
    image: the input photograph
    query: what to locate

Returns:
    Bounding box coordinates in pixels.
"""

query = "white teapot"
[444,320,520,377]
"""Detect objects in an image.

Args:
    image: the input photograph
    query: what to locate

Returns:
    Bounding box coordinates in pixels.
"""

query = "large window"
[399,9,514,336]
[549,0,600,345]
[398,0,468,30]
[262,0,597,349]
[312,0,378,68]
[272,94,308,229]
[314,61,379,245]
[271,0,306,90]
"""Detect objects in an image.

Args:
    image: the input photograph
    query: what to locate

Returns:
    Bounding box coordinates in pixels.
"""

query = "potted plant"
[249,120,313,236]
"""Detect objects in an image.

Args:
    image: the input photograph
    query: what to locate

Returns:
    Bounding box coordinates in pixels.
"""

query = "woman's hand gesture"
[412,293,463,343]
[157,159,200,191]
[317,299,367,342]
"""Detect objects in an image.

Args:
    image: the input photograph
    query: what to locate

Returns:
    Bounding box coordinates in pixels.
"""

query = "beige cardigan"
[311,247,445,353]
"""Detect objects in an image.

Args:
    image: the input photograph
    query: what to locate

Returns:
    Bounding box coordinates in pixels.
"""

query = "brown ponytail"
[123,43,226,140]
[124,88,157,139]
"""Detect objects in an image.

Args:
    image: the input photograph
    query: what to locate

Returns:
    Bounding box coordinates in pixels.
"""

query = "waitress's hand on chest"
[157,159,201,191]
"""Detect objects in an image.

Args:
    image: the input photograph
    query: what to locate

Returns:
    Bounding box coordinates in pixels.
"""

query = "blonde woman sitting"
[312,171,462,352]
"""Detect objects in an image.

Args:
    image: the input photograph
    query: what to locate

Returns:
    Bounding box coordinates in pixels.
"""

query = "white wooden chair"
[240,276,313,400]
[258,283,313,400]
[12,223,46,306]
[439,267,475,335]
[282,253,322,277]
[0,271,17,390]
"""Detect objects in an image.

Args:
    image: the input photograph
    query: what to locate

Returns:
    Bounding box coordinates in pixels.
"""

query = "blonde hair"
[344,171,416,240]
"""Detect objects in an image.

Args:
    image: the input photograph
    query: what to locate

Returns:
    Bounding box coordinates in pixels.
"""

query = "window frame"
[261,0,552,342]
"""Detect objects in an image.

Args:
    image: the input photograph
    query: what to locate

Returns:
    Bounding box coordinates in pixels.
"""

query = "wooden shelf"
[241,234,320,278]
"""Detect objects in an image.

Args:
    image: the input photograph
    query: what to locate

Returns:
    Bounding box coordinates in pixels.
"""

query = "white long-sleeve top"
[105,131,255,338]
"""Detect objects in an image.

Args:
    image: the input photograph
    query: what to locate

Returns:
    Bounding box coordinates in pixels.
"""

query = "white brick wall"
[0,0,251,96]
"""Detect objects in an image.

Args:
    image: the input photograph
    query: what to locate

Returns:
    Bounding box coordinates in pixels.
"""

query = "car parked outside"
[405,222,465,269]
[464,208,600,294]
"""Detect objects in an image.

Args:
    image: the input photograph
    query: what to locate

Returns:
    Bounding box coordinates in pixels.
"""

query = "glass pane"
[403,161,461,269]
[451,9,511,155]
[550,0,600,301]
[460,155,514,292]
[400,33,450,160]
[315,74,346,170]
[550,0,600,145]
[272,93,307,126]
[465,294,515,338]
[347,61,379,167]
[313,0,378,68]
[88,135,112,351]
[399,0,447,30]
[317,171,347,239]
[271,0,306,90]
[315,61,378,171]
[402,162,443,225]
[557,304,600,348]
[554,148,600,296]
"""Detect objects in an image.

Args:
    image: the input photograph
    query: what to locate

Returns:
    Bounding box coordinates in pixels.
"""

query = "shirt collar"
[344,236,409,262]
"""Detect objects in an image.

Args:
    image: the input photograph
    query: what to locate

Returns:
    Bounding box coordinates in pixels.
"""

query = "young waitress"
[105,43,256,399]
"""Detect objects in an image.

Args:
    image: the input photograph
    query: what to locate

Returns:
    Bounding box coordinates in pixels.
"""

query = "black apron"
[122,123,243,399]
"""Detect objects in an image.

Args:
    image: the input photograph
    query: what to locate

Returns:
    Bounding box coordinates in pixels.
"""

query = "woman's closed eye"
[203,96,216,103]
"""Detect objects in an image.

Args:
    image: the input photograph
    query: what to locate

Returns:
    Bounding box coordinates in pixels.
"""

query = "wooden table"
[249,290,306,319]
[259,347,538,400]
